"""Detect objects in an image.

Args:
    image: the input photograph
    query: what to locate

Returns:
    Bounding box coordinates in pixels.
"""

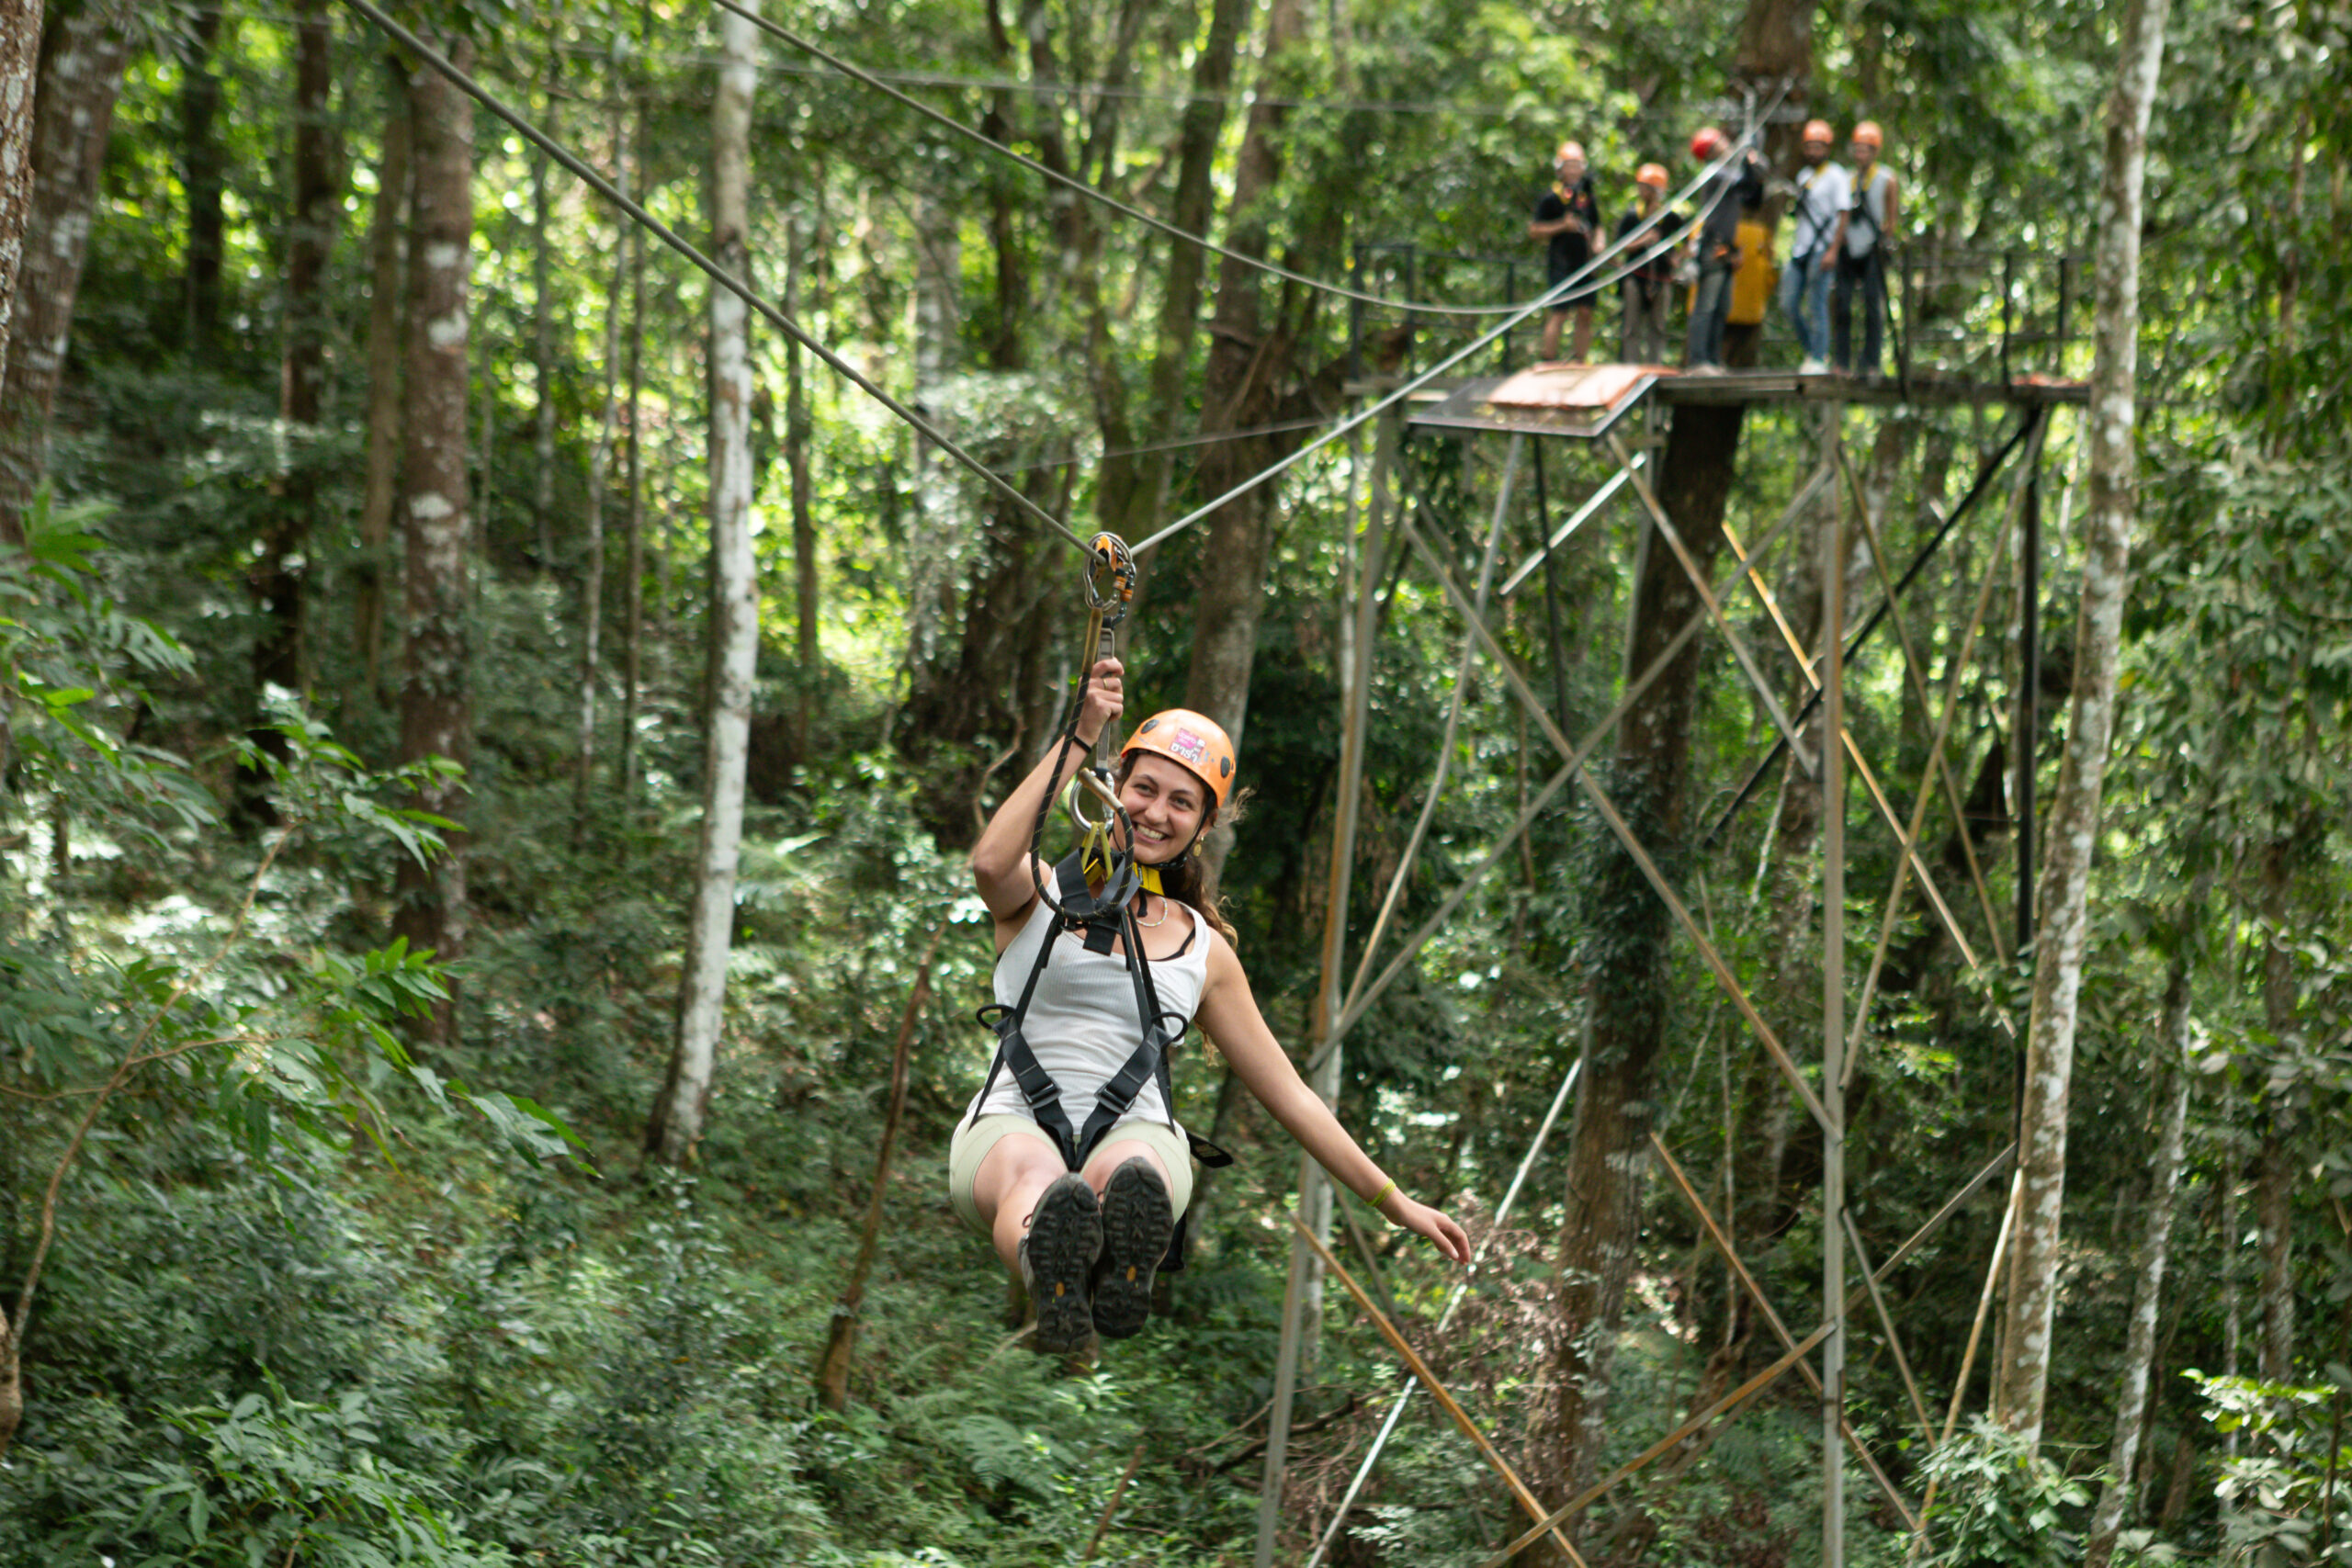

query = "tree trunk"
[786,202,816,756]
[1120,0,1245,551]
[0,0,130,547]
[391,35,476,1045]
[2256,836,2297,1382]
[618,90,646,798]
[645,0,761,1167]
[2083,930,2198,1568]
[2255,1129,2295,1380]
[1734,0,1819,186]
[356,54,410,693]
[1535,404,1744,1560]
[571,109,629,840]
[817,926,943,1411]
[894,62,1066,813]
[253,0,334,706]
[180,3,224,349]
[530,127,557,570]
[1180,0,1306,886]
[1991,0,2168,1443]
[1058,0,1153,545]
[0,0,49,395]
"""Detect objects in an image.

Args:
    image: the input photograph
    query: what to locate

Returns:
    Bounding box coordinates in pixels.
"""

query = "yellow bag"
[1729,219,1778,326]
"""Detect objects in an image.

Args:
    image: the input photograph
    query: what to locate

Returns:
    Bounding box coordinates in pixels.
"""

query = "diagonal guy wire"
[1397,516,1834,1135]
[1324,457,1819,1057]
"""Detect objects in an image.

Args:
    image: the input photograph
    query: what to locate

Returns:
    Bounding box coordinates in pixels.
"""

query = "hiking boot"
[1019,1173,1102,1354]
[1091,1158,1173,1340]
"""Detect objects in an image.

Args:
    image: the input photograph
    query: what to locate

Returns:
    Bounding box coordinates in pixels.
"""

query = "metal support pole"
[1502,261,1519,373]
[2054,255,2072,371]
[1253,415,1391,1568]
[2015,407,2043,956]
[1821,412,1849,1568]
[1530,438,1573,731]
[2000,251,2016,384]
[1349,242,1365,385]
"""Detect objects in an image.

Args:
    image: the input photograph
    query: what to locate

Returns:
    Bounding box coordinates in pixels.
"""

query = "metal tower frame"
[1250,367,2079,1568]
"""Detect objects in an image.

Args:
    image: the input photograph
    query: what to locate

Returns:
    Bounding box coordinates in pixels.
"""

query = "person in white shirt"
[1832,121,1902,377]
[1777,119,1848,375]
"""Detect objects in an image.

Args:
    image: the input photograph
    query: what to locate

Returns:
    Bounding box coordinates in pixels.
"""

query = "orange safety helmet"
[1690,127,1730,161]
[1850,120,1883,148]
[1801,118,1835,146]
[1122,709,1237,807]
[1635,162,1669,190]
[1555,140,1587,165]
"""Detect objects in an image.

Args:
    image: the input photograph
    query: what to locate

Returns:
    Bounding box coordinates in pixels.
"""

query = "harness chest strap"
[970,853,1232,1172]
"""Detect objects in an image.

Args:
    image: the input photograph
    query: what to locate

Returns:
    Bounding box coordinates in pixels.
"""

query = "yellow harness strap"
[1082,832,1163,895]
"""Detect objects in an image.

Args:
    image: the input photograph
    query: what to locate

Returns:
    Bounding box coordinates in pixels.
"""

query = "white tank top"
[967,892,1209,1132]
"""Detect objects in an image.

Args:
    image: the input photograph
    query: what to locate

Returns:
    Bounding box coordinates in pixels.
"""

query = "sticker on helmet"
[1169,727,1207,766]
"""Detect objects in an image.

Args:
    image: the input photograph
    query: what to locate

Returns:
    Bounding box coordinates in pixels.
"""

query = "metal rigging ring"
[1082,532,1136,626]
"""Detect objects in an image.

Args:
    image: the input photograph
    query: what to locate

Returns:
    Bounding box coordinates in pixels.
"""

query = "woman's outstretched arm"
[1196,938,1472,1263]
[969,657,1125,923]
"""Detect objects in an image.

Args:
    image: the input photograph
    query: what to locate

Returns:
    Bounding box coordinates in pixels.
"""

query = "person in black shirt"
[1613,163,1679,364]
[1682,127,1766,371]
[1529,141,1601,362]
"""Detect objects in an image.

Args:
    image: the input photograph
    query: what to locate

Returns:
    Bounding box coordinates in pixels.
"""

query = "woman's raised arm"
[968,658,1125,922]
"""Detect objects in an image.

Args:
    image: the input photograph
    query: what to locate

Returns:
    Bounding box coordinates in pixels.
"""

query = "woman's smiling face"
[1118,754,1210,863]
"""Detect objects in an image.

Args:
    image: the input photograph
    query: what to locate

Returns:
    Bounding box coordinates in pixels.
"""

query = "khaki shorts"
[947,1113,1195,1233]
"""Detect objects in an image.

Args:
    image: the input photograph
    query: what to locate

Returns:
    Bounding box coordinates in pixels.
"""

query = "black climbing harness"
[967,533,1233,1269]
[971,851,1193,1173]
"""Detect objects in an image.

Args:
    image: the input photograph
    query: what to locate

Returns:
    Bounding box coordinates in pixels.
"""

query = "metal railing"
[1345,236,2091,389]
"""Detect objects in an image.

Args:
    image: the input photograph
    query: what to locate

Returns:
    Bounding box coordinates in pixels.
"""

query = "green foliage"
[46,1389,515,1568]
[2191,1371,2352,1567]
[1919,1419,2094,1568]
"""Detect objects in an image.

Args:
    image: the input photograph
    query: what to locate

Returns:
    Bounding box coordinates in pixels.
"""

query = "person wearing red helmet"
[1778,118,1848,374]
[956,658,1471,1352]
[1612,162,1679,364]
[1683,127,1766,371]
[1831,121,1901,377]
[1529,140,1603,361]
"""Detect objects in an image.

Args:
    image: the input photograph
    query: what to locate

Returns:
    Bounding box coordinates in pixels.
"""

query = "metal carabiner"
[1082,532,1136,628]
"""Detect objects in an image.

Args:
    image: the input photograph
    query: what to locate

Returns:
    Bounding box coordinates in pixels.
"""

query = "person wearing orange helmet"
[1683,126,1766,371]
[956,658,1471,1352]
[1529,140,1602,362]
[1830,120,1901,376]
[1778,118,1848,374]
[1612,162,1679,364]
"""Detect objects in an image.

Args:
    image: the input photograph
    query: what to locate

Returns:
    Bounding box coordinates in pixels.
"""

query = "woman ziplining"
[951,566,1470,1352]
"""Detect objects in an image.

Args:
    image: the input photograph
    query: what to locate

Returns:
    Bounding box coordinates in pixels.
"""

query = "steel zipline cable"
[338,0,1095,556]
[712,0,1758,321]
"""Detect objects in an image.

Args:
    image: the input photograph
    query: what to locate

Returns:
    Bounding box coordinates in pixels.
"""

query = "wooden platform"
[1361,363,2089,439]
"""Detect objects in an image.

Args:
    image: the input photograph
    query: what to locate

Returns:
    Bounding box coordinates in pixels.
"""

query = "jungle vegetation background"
[0,0,2346,1563]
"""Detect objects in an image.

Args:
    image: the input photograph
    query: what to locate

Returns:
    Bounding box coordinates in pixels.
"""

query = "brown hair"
[1116,753,1247,947]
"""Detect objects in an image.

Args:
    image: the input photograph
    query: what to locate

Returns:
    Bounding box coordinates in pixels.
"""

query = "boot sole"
[1092,1160,1172,1339]
[1027,1174,1102,1354]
